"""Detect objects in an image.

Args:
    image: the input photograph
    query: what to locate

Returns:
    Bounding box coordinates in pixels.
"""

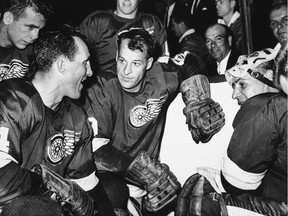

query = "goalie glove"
[125,151,181,212]
[32,164,95,216]
[180,74,225,143]
[176,173,288,216]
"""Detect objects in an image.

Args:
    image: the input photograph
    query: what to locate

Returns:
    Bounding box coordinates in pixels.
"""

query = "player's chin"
[16,42,29,50]
[72,86,83,99]
[278,34,287,45]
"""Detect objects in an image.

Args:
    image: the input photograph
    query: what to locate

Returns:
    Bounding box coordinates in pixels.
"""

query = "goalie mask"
[225,48,278,87]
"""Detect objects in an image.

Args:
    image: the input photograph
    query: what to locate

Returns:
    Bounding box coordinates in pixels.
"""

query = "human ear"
[3,12,14,25]
[146,57,154,70]
[264,69,274,81]
[56,55,67,74]
[228,35,233,47]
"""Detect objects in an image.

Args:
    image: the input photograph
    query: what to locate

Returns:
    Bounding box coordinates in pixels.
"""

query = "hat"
[225,48,278,86]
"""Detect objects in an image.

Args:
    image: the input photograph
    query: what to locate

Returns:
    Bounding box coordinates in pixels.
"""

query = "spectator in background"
[273,42,288,94]
[205,23,241,80]
[0,0,53,81]
[173,0,218,38]
[216,0,244,54]
[269,2,287,51]
[79,0,167,74]
[170,10,217,75]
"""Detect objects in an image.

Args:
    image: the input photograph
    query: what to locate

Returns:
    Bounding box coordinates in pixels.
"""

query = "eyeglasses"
[205,35,225,46]
[270,16,288,29]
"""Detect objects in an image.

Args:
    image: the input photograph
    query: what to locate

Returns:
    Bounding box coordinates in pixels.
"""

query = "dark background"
[46,0,278,52]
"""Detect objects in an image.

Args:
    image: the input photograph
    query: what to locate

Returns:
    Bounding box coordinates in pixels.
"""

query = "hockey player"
[175,48,287,216]
[0,25,116,216]
[79,0,167,73]
[0,0,53,81]
[82,28,225,215]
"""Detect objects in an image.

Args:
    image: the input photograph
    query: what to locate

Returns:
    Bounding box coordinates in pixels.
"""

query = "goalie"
[175,49,287,216]
[82,28,225,215]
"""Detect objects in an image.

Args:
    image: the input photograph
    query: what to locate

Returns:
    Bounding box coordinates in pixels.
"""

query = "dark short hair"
[170,9,195,29]
[33,25,87,72]
[206,23,236,48]
[116,28,157,59]
[0,0,53,20]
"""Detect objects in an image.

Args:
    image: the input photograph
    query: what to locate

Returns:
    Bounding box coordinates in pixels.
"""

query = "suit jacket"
[173,0,218,37]
[209,49,242,83]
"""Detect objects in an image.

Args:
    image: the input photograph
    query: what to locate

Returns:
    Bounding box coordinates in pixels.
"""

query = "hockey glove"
[125,151,180,212]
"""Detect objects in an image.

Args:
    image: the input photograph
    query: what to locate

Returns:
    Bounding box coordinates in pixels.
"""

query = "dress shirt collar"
[217,50,232,75]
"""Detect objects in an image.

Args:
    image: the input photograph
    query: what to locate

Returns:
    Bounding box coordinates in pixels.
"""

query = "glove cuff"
[180,74,210,105]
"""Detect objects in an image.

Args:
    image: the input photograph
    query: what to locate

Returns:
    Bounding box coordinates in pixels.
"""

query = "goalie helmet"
[225,48,278,87]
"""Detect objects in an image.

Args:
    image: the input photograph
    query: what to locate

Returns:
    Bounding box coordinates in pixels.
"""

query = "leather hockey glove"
[125,151,181,212]
[176,173,288,216]
[32,164,95,216]
[180,74,225,144]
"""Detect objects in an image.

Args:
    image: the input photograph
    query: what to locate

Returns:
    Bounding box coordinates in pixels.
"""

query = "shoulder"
[227,49,242,67]
[137,12,164,28]
[0,78,39,101]
[82,9,113,20]
[0,78,43,118]
[234,93,286,125]
[87,69,122,99]
[80,10,115,27]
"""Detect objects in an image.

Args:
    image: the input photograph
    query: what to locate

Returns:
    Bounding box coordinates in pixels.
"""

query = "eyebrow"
[25,23,41,29]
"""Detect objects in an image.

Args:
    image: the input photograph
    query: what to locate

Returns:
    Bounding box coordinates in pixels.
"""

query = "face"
[116,38,152,93]
[170,18,183,37]
[215,0,234,17]
[65,37,92,99]
[279,75,288,95]
[205,25,231,62]
[116,0,140,19]
[230,75,269,105]
[5,7,46,49]
[269,5,288,46]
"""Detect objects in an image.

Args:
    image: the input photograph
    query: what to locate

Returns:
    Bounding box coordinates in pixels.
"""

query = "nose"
[86,62,93,77]
[277,21,285,29]
[123,64,132,75]
[211,40,217,48]
[232,88,241,100]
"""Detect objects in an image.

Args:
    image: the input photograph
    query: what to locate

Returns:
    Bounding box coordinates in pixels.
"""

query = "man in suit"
[170,10,217,74]
[205,23,241,81]
[173,0,218,38]
[216,0,244,53]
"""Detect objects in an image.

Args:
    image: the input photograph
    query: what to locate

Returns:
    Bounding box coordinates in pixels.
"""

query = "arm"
[176,173,288,216]
[171,52,225,143]
[221,94,287,201]
[0,81,47,204]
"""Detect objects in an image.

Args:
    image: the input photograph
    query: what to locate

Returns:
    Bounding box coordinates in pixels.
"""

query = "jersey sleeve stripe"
[0,152,18,168]
[71,171,99,191]
[221,156,266,190]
